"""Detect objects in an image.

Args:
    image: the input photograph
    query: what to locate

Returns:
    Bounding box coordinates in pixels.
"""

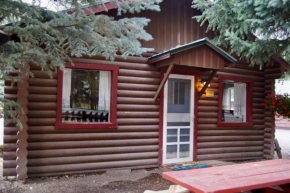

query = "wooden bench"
[163,159,290,193]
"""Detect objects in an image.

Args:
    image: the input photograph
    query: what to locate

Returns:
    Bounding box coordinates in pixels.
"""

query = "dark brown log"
[28,139,158,150]
[198,100,218,106]
[117,104,159,111]
[117,97,158,105]
[197,118,217,124]
[28,78,57,87]
[27,95,57,102]
[198,130,264,136]
[27,152,158,166]
[27,132,159,142]
[118,90,156,98]
[4,127,17,135]
[3,160,17,168]
[253,92,265,98]
[118,83,158,91]
[118,76,160,85]
[264,73,283,80]
[27,118,56,126]
[197,152,264,161]
[197,141,264,148]
[27,103,57,110]
[27,125,159,134]
[117,112,159,118]
[30,70,57,79]
[117,118,159,125]
[28,87,57,95]
[27,159,158,174]
[4,86,18,94]
[3,168,16,176]
[222,67,264,77]
[3,152,17,160]
[28,145,158,158]
[197,112,218,118]
[216,72,264,82]
[4,144,17,151]
[4,94,17,101]
[198,135,264,142]
[4,135,17,143]
[72,58,158,71]
[119,69,160,78]
[28,111,56,118]
[198,146,264,155]
[197,106,218,112]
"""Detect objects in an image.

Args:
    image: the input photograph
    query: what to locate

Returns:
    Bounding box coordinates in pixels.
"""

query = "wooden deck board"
[163,159,290,193]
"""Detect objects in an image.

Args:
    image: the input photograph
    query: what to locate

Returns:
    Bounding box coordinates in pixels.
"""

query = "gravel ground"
[0,167,173,193]
[275,119,290,159]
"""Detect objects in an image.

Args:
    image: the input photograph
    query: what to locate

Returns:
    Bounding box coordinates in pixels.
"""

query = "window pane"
[179,144,190,158]
[222,81,246,123]
[174,81,179,104]
[62,69,111,123]
[179,82,185,104]
[166,145,177,159]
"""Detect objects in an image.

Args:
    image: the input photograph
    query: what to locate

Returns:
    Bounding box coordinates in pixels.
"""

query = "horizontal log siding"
[263,66,282,159]
[197,64,266,161]
[25,57,160,176]
[3,74,19,176]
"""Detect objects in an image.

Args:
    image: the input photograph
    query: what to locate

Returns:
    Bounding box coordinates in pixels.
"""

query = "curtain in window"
[98,71,111,112]
[222,87,230,110]
[234,83,246,122]
[62,68,72,109]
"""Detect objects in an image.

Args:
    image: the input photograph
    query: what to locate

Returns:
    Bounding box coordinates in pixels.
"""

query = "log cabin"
[3,0,290,179]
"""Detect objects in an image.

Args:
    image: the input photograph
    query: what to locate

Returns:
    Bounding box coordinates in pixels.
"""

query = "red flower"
[271,106,276,109]
[287,112,290,115]
[280,111,283,114]
[262,103,266,106]
[279,100,283,104]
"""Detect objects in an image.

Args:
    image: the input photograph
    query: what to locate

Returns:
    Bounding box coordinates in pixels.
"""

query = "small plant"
[263,94,290,119]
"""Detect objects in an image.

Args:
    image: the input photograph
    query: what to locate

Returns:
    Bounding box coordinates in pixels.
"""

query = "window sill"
[217,122,253,127]
[55,122,118,130]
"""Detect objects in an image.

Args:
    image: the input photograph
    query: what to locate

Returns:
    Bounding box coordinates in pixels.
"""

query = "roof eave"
[148,38,237,64]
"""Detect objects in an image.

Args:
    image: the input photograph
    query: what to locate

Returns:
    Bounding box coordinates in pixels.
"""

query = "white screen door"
[163,74,194,164]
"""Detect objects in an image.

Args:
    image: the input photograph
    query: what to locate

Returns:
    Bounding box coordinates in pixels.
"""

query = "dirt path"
[0,166,173,193]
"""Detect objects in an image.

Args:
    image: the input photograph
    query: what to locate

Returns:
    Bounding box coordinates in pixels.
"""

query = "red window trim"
[217,75,253,127]
[55,62,119,130]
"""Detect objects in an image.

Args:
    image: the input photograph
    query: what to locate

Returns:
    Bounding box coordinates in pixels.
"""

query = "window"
[218,76,253,127]
[55,63,118,129]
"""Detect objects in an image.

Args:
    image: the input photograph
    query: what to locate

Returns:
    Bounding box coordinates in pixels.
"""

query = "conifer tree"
[192,0,290,68]
[0,0,162,126]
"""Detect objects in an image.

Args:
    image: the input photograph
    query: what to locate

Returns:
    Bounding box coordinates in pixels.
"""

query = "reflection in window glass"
[62,69,111,123]
[222,81,246,123]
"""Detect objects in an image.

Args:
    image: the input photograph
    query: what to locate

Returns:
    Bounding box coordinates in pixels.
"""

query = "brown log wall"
[263,65,283,158]
[197,64,267,161]
[5,56,160,177]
